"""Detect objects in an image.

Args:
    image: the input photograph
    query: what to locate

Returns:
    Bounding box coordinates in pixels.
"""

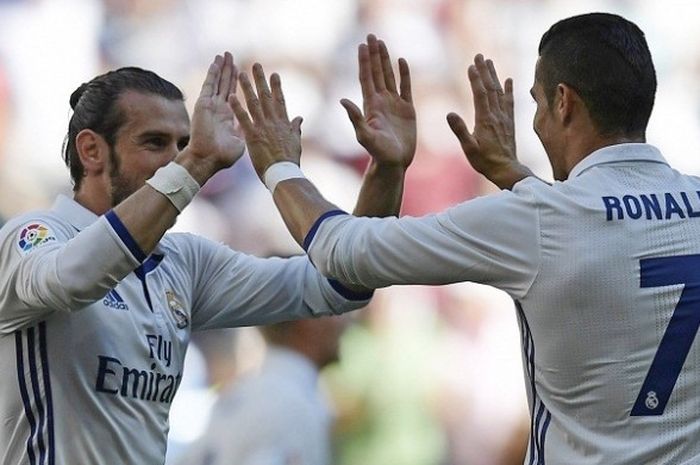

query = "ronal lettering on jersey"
[103,289,129,311]
[602,191,700,221]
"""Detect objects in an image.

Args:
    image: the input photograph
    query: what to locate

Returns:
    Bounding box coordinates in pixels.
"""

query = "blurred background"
[0,1,699,464]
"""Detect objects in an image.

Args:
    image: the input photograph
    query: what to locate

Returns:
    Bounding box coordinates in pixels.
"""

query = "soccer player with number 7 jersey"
[233,13,700,465]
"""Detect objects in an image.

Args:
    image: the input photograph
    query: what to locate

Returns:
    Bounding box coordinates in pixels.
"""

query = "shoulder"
[160,232,224,255]
[159,232,243,269]
[441,177,544,229]
[0,210,73,256]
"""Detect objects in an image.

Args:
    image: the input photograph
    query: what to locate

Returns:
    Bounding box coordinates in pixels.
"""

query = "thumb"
[340,98,369,137]
[447,112,478,154]
[291,116,303,135]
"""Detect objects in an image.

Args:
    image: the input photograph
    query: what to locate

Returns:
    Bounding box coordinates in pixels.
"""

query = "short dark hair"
[62,67,183,189]
[537,13,657,137]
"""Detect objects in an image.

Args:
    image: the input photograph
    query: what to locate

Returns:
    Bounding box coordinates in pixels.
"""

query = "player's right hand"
[447,55,533,190]
[179,52,247,184]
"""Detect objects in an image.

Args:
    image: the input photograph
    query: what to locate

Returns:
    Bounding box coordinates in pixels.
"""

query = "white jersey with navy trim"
[0,195,370,465]
[307,144,700,464]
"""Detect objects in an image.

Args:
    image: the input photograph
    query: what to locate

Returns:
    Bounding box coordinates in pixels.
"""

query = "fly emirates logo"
[94,334,182,403]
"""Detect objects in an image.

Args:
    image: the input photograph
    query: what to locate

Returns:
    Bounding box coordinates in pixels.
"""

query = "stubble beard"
[108,147,137,207]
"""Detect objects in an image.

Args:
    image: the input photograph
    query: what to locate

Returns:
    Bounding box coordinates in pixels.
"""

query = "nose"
[167,143,180,161]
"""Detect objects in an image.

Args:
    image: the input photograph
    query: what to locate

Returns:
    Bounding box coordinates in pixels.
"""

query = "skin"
[230,35,417,243]
[232,42,652,250]
[231,46,535,247]
[530,57,645,181]
[68,40,416,300]
[74,91,192,213]
[447,55,535,189]
[73,52,245,254]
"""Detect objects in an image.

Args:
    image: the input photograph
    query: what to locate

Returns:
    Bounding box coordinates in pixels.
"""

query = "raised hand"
[341,34,416,169]
[229,64,303,179]
[447,55,533,190]
[185,52,246,181]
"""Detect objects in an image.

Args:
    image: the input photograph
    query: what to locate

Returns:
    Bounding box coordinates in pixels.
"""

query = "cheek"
[135,153,172,180]
[533,109,543,138]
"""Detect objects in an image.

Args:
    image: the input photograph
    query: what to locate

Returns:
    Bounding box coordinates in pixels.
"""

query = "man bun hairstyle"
[537,12,657,137]
[62,67,184,190]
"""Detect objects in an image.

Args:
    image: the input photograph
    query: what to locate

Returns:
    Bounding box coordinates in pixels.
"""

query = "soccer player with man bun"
[0,37,416,464]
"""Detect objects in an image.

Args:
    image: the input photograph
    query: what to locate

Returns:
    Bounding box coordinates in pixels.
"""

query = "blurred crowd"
[0,0,699,464]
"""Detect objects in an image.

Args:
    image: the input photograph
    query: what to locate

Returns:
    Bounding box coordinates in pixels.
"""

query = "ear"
[75,129,110,176]
[554,83,578,126]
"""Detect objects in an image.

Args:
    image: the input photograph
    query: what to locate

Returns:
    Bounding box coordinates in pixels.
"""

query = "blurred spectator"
[431,283,529,465]
[175,314,353,465]
[326,288,447,465]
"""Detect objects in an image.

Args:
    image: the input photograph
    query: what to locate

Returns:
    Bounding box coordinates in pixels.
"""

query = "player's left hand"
[446,55,534,190]
[229,64,303,179]
[341,34,416,170]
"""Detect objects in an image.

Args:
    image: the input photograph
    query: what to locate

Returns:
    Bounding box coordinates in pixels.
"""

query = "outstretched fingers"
[229,94,255,135]
[398,58,412,103]
[270,73,290,121]
[200,55,223,98]
[217,52,235,100]
[252,63,276,119]
[475,55,501,112]
[367,34,386,92]
[504,78,514,122]
[378,40,397,93]
[447,112,478,154]
[468,62,490,118]
[237,71,266,126]
[340,98,369,139]
[487,58,511,115]
[358,43,375,101]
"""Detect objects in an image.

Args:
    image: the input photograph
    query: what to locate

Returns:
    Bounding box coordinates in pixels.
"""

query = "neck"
[560,132,645,180]
[73,182,112,216]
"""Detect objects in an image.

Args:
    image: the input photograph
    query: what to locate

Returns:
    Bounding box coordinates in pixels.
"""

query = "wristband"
[145,162,201,212]
[263,161,305,194]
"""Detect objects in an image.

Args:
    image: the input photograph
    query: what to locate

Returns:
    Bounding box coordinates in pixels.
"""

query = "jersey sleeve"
[306,179,543,299]
[0,213,142,333]
[182,235,372,331]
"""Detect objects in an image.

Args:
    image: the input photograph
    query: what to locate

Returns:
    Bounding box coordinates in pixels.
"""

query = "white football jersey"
[308,144,700,464]
[0,195,371,465]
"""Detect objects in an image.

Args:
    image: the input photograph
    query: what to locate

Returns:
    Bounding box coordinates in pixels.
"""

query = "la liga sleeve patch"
[15,222,57,255]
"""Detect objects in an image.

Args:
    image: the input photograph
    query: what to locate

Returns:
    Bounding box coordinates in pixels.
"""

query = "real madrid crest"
[165,290,189,329]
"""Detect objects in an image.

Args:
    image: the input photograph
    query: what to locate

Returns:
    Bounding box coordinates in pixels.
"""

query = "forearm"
[341,161,406,293]
[484,160,536,190]
[353,161,406,217]
[111,149,218,256]
[272,178,340,249]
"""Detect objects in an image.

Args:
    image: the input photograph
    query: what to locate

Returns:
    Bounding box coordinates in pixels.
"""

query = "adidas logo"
[103,289,129,311]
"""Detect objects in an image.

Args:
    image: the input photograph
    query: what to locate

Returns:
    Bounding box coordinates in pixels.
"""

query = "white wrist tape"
[145,162,201,212]
[263,161,305,194]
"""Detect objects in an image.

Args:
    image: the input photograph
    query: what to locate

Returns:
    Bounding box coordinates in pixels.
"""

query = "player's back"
[518,144,700,464]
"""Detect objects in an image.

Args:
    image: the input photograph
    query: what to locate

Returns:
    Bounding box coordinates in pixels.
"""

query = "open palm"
[188,52,246,171]
[342,36,416,169]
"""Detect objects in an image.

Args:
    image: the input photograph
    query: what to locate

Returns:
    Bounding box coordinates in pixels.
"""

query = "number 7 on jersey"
[631,254,700,416]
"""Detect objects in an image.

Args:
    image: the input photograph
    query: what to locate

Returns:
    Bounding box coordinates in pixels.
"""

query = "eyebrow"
[134,131,190,144]
[135,131,171,140]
